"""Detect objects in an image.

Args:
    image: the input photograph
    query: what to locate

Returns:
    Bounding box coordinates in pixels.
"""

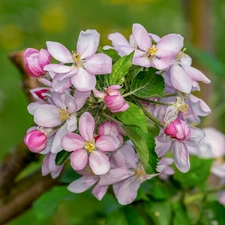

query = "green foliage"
[55,150,71,166]
[98,47,120,63]
[173,156,213,188]
[131,69,165,98]
[123,125,158,174]
[198,201,225,225]
[109,51,134,85]
[33,186,75,222]
[145,201,171,225]
[116,102,148,133]
[171,202,191,225]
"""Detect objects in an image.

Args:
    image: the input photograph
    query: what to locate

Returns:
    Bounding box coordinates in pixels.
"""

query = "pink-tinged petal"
[113,181,123,198]
[93,88,105,98]
[108,32,130,51]
[51,166,63,179]
[100,167,135,185]
[149,33,161,43]
[39,77,52,86]
[70,149,88,171]
[189,94,211,116]
[74,90,91,111]
[30,87,50,101]
[77,29,100,59]
[211,162,225,178]
[89,151,110,175]
[186,127,205,146]
[44,64,72,73]
[71,68,96,92]
[182,65,211,83]
[68,176,98,193]
[46,41,73,63]
[155,133,173,157]
[38,49,51,68]
[98,121,120,137]
[172,141,190,173]
[119,46,144,58]
[96,134,120,152]
[170,64,192,93]
[84,53,112,75]
[79,112,95,141]
[52,74,72,94]
[66,114,77,132]
[156,34,184,58]
[48,152,59,172]
[179,54,192,66]
[51,124,68,153]
[116,176,140,205]
[113,144,137,168]
[132,56,151,67]
[61,133,85,152]
[132,23,151,51]
[64,92,77,113]
[27,101,45,115]
[152,57,174,70]
[34,104,61,127]
[42,153,50,176]
[92,183,108,200]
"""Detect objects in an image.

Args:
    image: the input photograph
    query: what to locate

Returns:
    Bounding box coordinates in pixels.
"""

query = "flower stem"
[102,112,123,126]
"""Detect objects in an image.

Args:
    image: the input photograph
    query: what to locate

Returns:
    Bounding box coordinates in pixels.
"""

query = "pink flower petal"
[89,151,110,175]
[182,65,211,83]
[108,32,130,51]
[46,41,73,63]
[68,176,98,193]
[44,64,72,73]
[172,141,190,173]
[116,176,140,205]
[27,102,45,115]
[132,23,151,51]
[77,29,100,59]
[70,149,88,171]
[152,57,174,70]
[170,64,192,93]
[61,133,85,152]
[113,144,137,168]
[132,56,151,67]
[84,53,112,75]
[100,167,135,185]
[74,90,91,111]
[186,127,205,146]
[71,68,96,92]
[96,134,120,152]
[34,104,61,127]
[156,34,183,58]
[92,183,108,200]
[79,112,95,141]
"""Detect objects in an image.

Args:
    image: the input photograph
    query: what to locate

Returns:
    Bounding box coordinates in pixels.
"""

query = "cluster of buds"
[24,23,211,205]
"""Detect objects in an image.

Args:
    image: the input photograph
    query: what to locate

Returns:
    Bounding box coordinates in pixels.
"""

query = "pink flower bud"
[30,87,50,101]
[24,129,47,152]
[24,48,51,78]
[104,85,129,113]
[164,118,191,141]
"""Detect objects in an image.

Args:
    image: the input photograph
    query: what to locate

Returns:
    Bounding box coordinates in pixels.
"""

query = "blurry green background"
[1,0,225,224]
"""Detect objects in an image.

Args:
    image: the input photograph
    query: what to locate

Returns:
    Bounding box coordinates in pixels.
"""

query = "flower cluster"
[24,23,211,205]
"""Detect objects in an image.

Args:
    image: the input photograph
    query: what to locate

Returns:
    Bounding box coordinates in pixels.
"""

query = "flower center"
[135,163,147,182]
[148,45,158,56]
[72,52,83,67]
[85,141,95,152]
[59,109,70,121]
[175,48,187,61]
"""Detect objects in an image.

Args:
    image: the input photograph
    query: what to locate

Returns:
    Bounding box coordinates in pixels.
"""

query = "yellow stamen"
[148,45,158,56]
[85,141,95,152]
[72,52,83,67]
[59,109,70,121]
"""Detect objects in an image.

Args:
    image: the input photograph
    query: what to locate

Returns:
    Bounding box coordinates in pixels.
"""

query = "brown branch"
[0,171,59,225]
[0,51,58,224]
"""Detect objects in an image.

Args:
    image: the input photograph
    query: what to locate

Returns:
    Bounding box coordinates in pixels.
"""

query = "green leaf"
[55,150,71,165]
[172,202,191,225]
[198,201,225,225]
[123,125,158,174]
[105,209,128,225]
[123,206,146,225]
[173,155,213,188]
[98,47,120,62]
[145,201,171,225]
[131,69,165,98]
[109,51,134,85]
[116,102,148,133]
[33,186,75,222]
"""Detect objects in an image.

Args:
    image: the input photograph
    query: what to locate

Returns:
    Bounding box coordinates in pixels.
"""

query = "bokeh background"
[1,0,225,224]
